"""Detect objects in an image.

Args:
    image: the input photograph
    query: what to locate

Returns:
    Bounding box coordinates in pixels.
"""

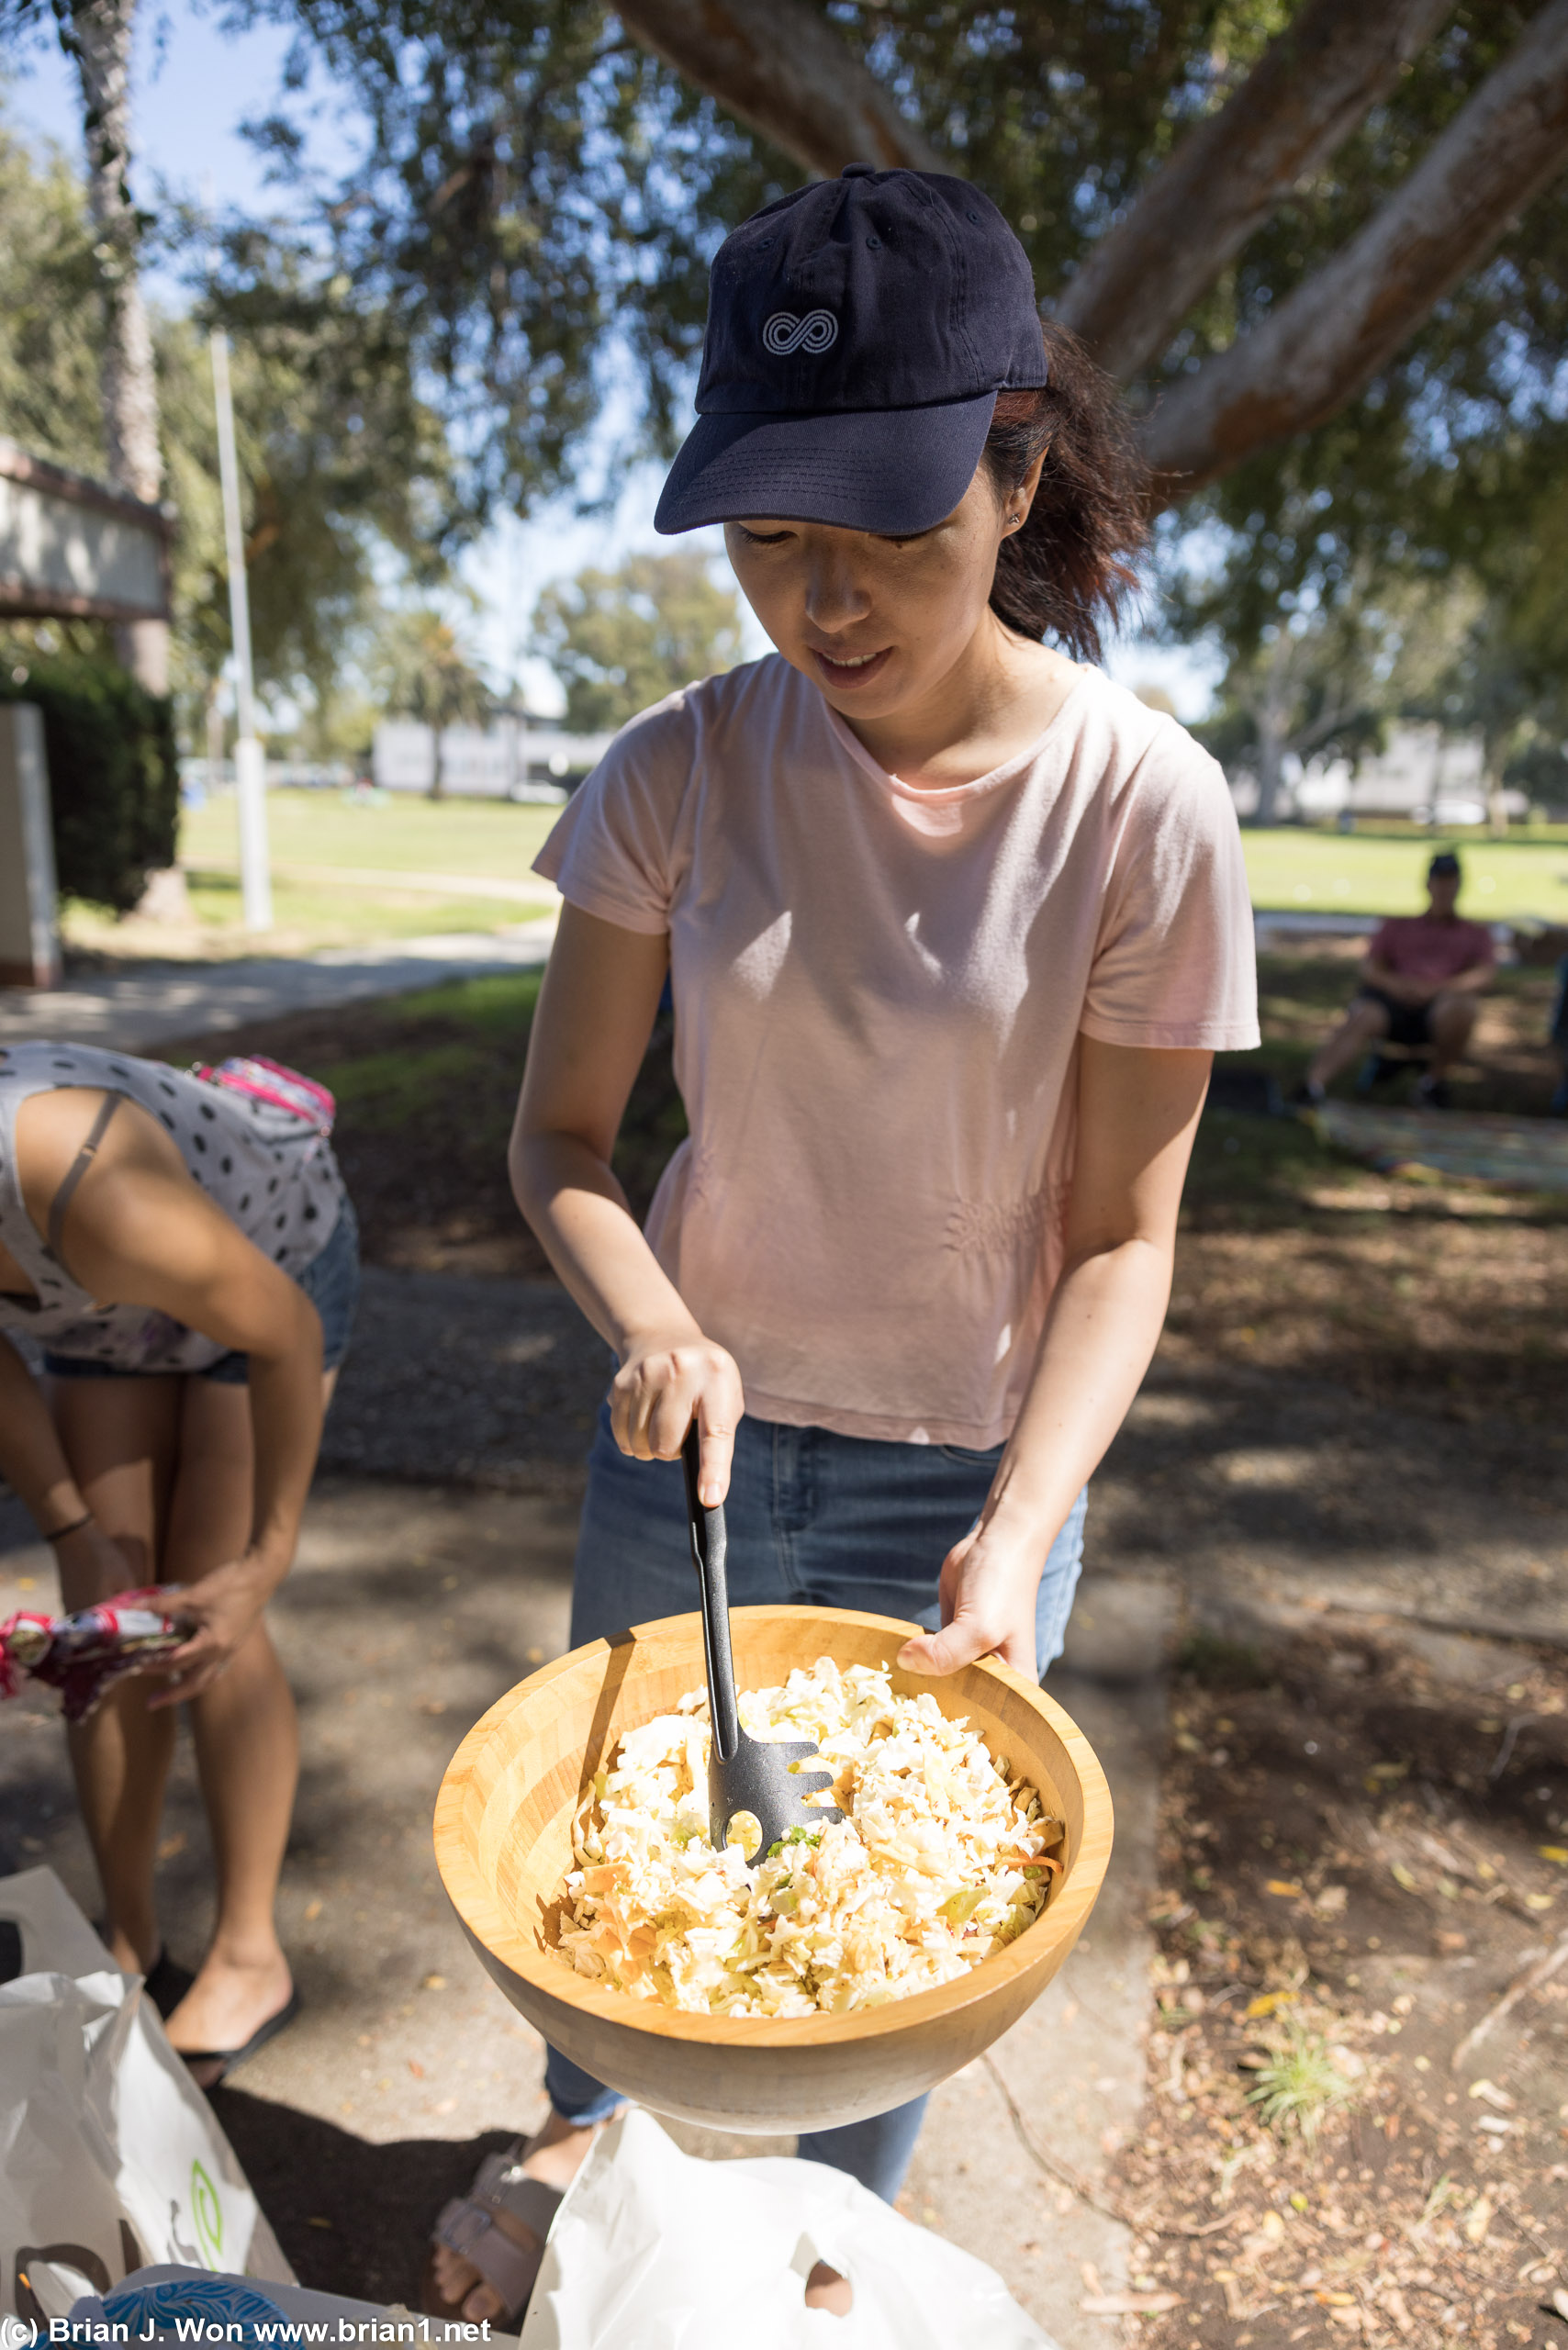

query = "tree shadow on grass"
[212,2087,513,2307]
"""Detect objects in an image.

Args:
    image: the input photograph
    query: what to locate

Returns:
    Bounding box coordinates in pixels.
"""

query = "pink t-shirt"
[1371,913,1494,985]
[534,654,1259,1446]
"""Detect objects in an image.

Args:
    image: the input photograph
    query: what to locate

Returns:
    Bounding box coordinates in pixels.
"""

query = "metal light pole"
[209,327,272,930]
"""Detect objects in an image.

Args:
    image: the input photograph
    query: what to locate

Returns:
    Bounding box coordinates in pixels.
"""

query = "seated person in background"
[1297,851,1494,1111]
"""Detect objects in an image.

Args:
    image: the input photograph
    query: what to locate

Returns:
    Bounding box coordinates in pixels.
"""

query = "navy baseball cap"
[655,165,1048,538]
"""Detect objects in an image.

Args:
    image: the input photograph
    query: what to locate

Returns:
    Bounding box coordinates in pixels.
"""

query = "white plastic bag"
[0,1867,292,2317]
[520,2109,1057,2350]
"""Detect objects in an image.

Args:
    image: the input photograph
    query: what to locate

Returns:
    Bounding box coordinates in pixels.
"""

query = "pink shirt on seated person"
[534,654,1259,1449]
[1370,912,1494,987]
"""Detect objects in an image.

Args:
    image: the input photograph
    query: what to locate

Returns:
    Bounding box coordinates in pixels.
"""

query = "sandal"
[423,2143,565,2327]
[176,1988,301,2085]
[143,1949,195,2020]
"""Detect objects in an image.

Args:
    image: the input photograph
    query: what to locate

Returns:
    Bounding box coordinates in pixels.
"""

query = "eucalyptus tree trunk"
[1249,637,1300,828]
[67,0,169,694]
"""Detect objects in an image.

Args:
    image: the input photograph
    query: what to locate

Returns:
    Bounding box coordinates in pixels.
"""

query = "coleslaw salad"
[554,1656,1065,2017]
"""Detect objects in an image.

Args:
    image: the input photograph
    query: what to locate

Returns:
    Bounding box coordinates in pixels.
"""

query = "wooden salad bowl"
[433,1606,1114,2133]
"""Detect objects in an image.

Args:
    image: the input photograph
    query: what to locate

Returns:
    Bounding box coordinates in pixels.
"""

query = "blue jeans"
[544,1405,1088,2200]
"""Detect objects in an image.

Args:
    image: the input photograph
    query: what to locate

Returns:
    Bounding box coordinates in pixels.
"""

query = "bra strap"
[47,1091,125,1274]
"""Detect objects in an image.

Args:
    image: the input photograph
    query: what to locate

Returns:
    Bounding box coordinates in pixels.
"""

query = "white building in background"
[371,717,613,800]
[1228,723,1525,826]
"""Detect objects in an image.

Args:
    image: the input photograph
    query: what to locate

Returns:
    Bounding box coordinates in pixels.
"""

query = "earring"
[1007,513,1023,529]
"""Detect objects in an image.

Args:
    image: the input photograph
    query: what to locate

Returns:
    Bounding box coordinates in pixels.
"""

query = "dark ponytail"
[984,320,1149,664]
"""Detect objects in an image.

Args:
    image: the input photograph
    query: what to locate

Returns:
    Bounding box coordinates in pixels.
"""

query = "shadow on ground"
[211,2098,515,2306]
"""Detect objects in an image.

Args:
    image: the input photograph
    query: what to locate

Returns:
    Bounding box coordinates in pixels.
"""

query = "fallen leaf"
[422,1973,447,1990]
[1463,2193,1493,2244]
[1550,2288,1568,2321]
[307,2217,332,2231]
[1540,1846,1568,1865]
[1390,1862,1418,1891]
[1526,1893,1556,1910]
[1080,2294,1183,2316]
[156,1832,186,1861]
[1265,1880,1304,1898]
[1380,2284,1413,2336]
[1080,2262,1102,2296]
[1247,1990,1297,2018]
[1316,2290,1356,2307]
[1467,2079,1514,2109]
[408,2059,425,2078]
[304,1898,323,1922]
[418,1699,447,1716]
[526,1646,545,1663]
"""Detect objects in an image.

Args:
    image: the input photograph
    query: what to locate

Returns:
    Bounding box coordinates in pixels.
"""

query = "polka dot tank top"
[0,1041,348,1371]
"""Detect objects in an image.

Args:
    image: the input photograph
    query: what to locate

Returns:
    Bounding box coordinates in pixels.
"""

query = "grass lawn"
[1242,824,1568,922]
[58,789,565,956]
[181,790,1568,930]
[180,869,545,946]
[180,787,563,882]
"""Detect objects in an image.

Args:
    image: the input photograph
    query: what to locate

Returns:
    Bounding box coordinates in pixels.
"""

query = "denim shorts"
[543,1404,1088,2192]
[43,1198,360,1384]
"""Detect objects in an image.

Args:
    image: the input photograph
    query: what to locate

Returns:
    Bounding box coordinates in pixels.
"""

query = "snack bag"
[0,1585,188,1722]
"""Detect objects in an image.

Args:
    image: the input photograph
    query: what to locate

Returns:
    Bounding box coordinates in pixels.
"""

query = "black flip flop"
[178,1988,301,2085]
[143,1948,196,2020]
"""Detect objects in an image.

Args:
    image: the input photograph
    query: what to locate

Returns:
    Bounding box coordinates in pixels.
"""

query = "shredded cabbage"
[553,1656,1065,2016]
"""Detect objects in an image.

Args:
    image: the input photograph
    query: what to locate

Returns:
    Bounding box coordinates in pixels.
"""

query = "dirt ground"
[1112,1625,1568,2350]
[143,952,1568,2345]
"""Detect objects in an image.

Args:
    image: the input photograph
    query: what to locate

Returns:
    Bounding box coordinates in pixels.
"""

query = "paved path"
[0,915,559,1053]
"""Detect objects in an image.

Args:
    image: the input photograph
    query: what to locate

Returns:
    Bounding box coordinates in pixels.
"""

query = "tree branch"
[1141,0,1568,499]
[1058,0,1453,382]
[614,0,941,180]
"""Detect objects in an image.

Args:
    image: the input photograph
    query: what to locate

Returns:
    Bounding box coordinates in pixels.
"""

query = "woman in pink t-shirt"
[426,166,1256,2323]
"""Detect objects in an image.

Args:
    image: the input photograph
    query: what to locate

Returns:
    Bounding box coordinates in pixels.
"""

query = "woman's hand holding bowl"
[898,1513,1047,1681]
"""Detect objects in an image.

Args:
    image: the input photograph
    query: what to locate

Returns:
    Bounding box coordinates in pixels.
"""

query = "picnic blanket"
[1313,1102,1568,1193]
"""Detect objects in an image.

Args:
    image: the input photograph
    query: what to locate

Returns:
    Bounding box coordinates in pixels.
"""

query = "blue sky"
[6,1,1217,720]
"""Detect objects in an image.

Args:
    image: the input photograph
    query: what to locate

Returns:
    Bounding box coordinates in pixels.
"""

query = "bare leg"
[160,1377,297,2076]
[50,1375,182,1975]
[1308,996,1391,1091]
[1427,990,1477,1079]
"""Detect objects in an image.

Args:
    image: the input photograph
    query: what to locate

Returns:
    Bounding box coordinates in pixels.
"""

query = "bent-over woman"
[0,1041,356,2081]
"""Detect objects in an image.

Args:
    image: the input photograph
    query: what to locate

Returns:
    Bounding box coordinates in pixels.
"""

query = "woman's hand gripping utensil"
[681,1426,843,1858]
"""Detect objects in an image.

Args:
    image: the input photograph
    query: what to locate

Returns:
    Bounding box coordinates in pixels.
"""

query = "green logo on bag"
[192,2159,224,2266]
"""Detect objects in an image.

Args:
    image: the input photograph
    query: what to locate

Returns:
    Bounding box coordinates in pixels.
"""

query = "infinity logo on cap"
[763,309,838,356]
